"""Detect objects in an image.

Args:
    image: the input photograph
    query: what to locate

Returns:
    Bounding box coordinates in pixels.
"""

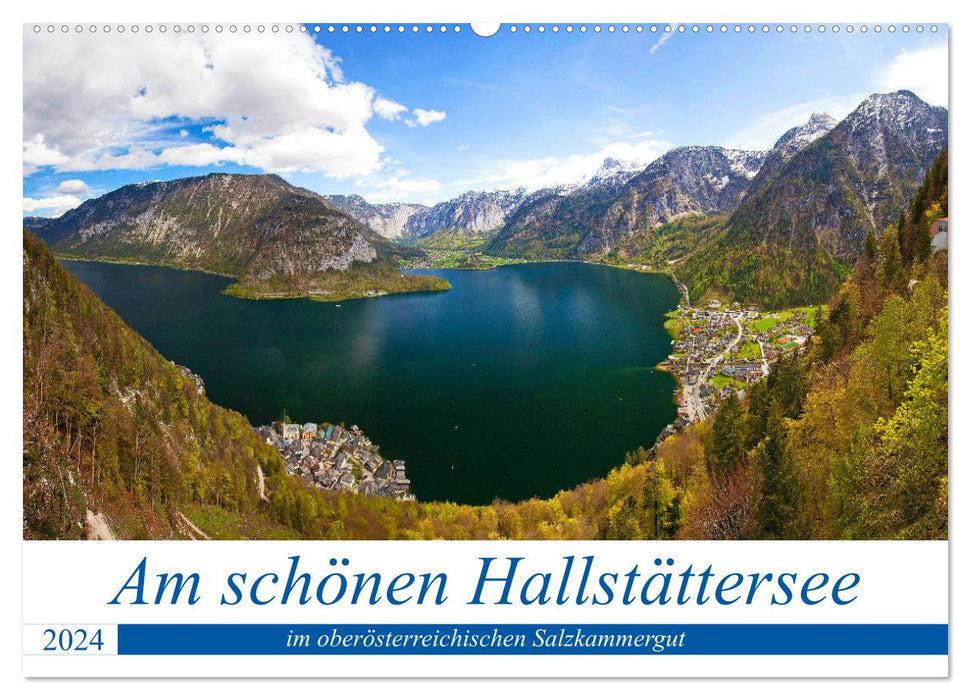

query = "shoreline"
[418,254,682,289]
[62,251,696,463]
[58,253,451,304]
[55,252,238,280]
[223,274,450,303]
[60,250,699,503]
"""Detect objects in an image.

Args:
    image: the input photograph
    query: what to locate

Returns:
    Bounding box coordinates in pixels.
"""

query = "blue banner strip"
[117,623,947,655]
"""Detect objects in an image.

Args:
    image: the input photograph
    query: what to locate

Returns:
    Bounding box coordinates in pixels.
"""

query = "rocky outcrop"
[324,194,429,240]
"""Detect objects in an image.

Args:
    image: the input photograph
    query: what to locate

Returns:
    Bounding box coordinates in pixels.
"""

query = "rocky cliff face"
[42,173,399,279]
[726,91,948,259]
[486,148,767,258]
[324,194,429,240]
[585,157,649,190]
[592,147,767,252]
[406,189,533,238]
[326,188,535,242]
[773,112,839,164]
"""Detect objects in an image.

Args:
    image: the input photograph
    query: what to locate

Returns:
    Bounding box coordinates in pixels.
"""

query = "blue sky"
[23,23,948,215]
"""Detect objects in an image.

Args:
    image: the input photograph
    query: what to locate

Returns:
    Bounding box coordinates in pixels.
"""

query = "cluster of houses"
[255,421,414,500]
[670,307,756,380]
[664,301,814,427]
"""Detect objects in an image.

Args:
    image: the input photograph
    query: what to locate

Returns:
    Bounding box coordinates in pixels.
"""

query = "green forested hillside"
[675,236,851,308]
[598,214,728,269]
[23,229,286,539]
[595,212,849,309]
[415,228,496,251]
[681,150,948,539]
[484,184,621,260]
[896,148,948,268]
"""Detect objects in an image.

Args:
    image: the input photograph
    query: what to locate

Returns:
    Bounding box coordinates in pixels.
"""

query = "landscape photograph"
[22,23,948,541]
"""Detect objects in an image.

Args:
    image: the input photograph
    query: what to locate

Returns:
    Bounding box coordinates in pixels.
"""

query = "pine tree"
[709,391,746,476]
[766,352,809,419]
[863,230,878,260]
[877,225,905,293]
[756,400,806,538]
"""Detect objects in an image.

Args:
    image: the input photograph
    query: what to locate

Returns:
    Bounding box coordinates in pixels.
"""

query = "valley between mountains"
[28,91,946,307]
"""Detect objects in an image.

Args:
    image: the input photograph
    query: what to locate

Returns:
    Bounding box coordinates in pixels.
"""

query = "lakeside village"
[167,361,413,501]
[657,283,816,437]
[255,421,415,501]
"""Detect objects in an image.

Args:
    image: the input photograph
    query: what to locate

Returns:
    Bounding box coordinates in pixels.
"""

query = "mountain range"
[323,89,947,304]
[27,90,947,306]
[678,90,948,305]
[725,92,948,260]
[324,188,540,242]
[31,173,449,301]
[486,146,768,259]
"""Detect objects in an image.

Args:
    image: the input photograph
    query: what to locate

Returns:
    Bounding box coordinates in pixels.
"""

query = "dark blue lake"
[63,260,679,505]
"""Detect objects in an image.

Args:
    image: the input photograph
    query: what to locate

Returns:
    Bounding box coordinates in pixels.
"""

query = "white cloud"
[880,44,948,107]
[406,108,447,128]
[721,95,865,151]
[23,194,83,216]
[373,97,408,121]
[649,32,672,56]
[599,139,670,165]
[482,137,672,191]
[354,172,442,204]
[54,179,90,195]
[22,28,389,176]
[23,135,68,170]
